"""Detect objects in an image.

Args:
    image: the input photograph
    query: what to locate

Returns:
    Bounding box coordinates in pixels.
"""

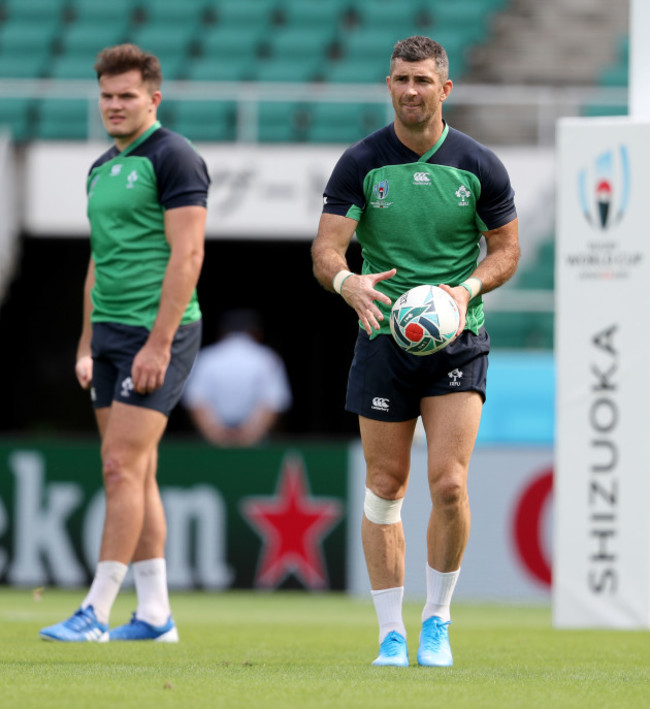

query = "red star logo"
[241,454,343,589]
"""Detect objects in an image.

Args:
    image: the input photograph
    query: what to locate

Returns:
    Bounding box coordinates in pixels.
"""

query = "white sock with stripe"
[82,560,128,625]
[371,586,407,642]
[421,565,460,624]
[133,558,172,627]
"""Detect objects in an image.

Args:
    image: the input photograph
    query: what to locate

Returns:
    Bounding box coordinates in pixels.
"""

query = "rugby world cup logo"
[577,145,629,230]
[373,180,389,200]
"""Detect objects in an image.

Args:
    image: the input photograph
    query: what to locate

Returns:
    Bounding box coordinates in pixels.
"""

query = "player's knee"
[101,453,130,487]
[363,487,404,525]
[430,477,467,510]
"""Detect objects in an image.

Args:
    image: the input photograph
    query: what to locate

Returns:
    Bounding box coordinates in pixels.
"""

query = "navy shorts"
[90,320,202,416]
[346,328,490,422]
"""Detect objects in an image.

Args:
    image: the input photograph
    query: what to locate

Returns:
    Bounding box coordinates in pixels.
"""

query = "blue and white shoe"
[372,631,409,667]
[109,613,179,642]
[417,616,453,666]
[39,605,109,642]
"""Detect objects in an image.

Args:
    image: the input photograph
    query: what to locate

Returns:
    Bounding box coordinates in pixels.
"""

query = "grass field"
[1,588,648,709]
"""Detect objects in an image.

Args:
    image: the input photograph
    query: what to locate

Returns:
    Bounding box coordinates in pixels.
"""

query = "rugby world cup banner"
[555,118,650,628]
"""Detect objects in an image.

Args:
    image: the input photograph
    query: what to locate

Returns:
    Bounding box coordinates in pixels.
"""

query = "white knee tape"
[363,488,403,525]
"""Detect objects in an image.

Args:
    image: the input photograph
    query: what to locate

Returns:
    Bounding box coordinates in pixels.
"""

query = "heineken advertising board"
[0,440,348,591]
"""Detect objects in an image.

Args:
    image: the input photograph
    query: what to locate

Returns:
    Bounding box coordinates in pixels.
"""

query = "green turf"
[1,588,648,708]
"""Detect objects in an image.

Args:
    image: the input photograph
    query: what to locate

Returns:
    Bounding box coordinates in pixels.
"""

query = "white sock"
[371,586,407,642]
[82,560,128,625]
[133,558,171,626]
[422,565,460,624]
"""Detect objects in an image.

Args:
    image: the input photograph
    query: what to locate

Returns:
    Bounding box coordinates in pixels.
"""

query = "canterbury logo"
[413,172,431,184]
[371,397,390,411]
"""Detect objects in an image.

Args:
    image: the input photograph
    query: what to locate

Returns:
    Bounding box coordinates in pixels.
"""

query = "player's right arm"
[76,256,95,390]
[312,212,396,336]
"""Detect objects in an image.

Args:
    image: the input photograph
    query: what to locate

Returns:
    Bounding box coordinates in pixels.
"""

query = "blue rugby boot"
[372,631,409,667]
[109,613,179,642]
[39,606,109,642]
[417,616,453,666]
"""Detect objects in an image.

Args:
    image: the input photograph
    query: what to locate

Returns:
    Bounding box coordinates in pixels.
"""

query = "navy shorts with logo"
[90,320,202,416]
[346,328,490,422]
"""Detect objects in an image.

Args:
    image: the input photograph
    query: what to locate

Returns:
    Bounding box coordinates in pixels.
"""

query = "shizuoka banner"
[555,118,650,628]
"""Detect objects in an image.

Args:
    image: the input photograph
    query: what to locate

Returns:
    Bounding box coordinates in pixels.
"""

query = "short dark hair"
[94,44,163,90]
[390,36,449,81]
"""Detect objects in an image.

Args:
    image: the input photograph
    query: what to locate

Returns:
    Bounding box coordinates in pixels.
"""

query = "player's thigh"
[359,415,417,498]
[100,401,168,473]
[420,391,482,485]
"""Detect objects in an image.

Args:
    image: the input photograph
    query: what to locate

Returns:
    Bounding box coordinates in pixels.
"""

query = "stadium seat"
[262,26,337,61]
[171,100,238,142]
[0,97,35,141]
[60,21,130,58]
[213,0,278,31]
[68,0,136,23]
[137,0,210,25]
[307,102,388,143]
[2,0,66,22]
[35,98,96,140]
[198,24,266,63]
[0,51,49,79]
[322,57,389,84]
[185,55,256,82]
[252,57,323,83]
[277,0,350,27]
[257,102,311,142]
[350,0,421,32]
[0,20,60,56]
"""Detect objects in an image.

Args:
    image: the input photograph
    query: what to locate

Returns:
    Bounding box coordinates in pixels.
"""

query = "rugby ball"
[389,285,460,356]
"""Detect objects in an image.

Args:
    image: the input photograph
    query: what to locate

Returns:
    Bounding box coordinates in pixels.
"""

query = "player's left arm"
[439,217,520,332]
[131,205,206,394]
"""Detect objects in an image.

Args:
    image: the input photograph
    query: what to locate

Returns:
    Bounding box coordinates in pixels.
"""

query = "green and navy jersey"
[87,121,210,329]
[322,122,517,336]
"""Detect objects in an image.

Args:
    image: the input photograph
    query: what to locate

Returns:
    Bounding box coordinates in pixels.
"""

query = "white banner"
[347,442,553,602]
[22,142,554,243]
[555,118,650,628]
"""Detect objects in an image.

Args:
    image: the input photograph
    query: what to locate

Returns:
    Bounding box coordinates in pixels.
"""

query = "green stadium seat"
[199,25,265,61]
[307,102,387,143]
[599,63,628,87]
[581,104,628,118]
[185,55,256,82]
[278,0,350,27]
[0,20,60,55]
[60,21,130,57]
[214,0,278,30]
[3,0,66,22]
[258,102,311,142]
[137,0,210,25]
[126,24,197,78]
[350,0,421,32]
[0,97,35,141]
[48,55,96,80]
[322,57,389,84]
[263,26,337,61]
[0,51,49,79]
[35,98,95,140]
[341,27,421,61]
[68,0,136,23]
[171,100,237,142]
[252,57,322,82]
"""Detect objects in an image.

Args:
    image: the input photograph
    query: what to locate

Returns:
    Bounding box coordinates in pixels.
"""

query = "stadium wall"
[0,438,552,601]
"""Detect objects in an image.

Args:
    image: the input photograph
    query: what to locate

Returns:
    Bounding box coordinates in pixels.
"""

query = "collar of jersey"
[118,120,161,157]
[418,122,449,162]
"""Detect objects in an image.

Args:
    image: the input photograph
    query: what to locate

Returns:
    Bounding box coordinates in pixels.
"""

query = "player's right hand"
[75,355,93,390]
[341,268,396,335]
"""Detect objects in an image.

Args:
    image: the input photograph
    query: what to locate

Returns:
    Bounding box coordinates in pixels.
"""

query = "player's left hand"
[131,342,171,394]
